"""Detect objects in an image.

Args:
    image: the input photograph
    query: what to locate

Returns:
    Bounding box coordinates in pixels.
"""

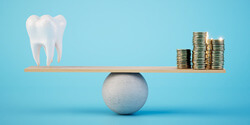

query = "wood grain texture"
[24,66,226,73]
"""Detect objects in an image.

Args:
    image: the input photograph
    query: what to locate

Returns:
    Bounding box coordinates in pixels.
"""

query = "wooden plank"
[24,66,226,73]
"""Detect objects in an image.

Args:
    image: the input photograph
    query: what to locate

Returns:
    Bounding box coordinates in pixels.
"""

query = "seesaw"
[25,15,226,115]
[24,66,225,114]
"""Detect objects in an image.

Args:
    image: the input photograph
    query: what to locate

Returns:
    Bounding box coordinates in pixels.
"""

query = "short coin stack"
[211,39,224,70]
[177,49,191,69]
[206,39,213,69]
[192,32,208,70]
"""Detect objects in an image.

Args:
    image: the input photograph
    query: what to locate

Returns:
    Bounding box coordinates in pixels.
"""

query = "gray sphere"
[102,73,148,115]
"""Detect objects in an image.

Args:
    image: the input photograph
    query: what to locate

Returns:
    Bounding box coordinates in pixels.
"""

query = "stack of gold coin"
[192,32,208,70]
[211,39,224,70]
[206,39,213,69]
[177,49,191,69]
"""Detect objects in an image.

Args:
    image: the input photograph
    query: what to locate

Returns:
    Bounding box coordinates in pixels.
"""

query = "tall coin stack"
[206,39,213,69]
[211,39,224,70]
[192,32,208,70]
[177,49,191,69]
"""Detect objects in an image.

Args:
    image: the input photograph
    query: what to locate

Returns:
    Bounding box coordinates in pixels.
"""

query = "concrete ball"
[102,73,148,115]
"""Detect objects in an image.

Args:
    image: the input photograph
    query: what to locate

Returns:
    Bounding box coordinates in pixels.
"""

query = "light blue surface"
[0,0,250,124]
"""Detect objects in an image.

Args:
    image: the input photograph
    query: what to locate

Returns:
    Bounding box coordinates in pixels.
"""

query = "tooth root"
[31,44,41,66]
[44,43,55,66]
[55,42,62,63]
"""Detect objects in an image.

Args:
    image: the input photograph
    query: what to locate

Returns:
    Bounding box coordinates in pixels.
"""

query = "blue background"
[0,0,250,124]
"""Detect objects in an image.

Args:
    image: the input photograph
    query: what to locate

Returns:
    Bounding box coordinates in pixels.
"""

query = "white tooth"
[26,15,66,66]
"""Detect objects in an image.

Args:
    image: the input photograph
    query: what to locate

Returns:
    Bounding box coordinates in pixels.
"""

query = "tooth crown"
[26,15,66,66]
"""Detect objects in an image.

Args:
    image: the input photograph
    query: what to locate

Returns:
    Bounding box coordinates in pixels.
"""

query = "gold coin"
[212,39,224,45]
